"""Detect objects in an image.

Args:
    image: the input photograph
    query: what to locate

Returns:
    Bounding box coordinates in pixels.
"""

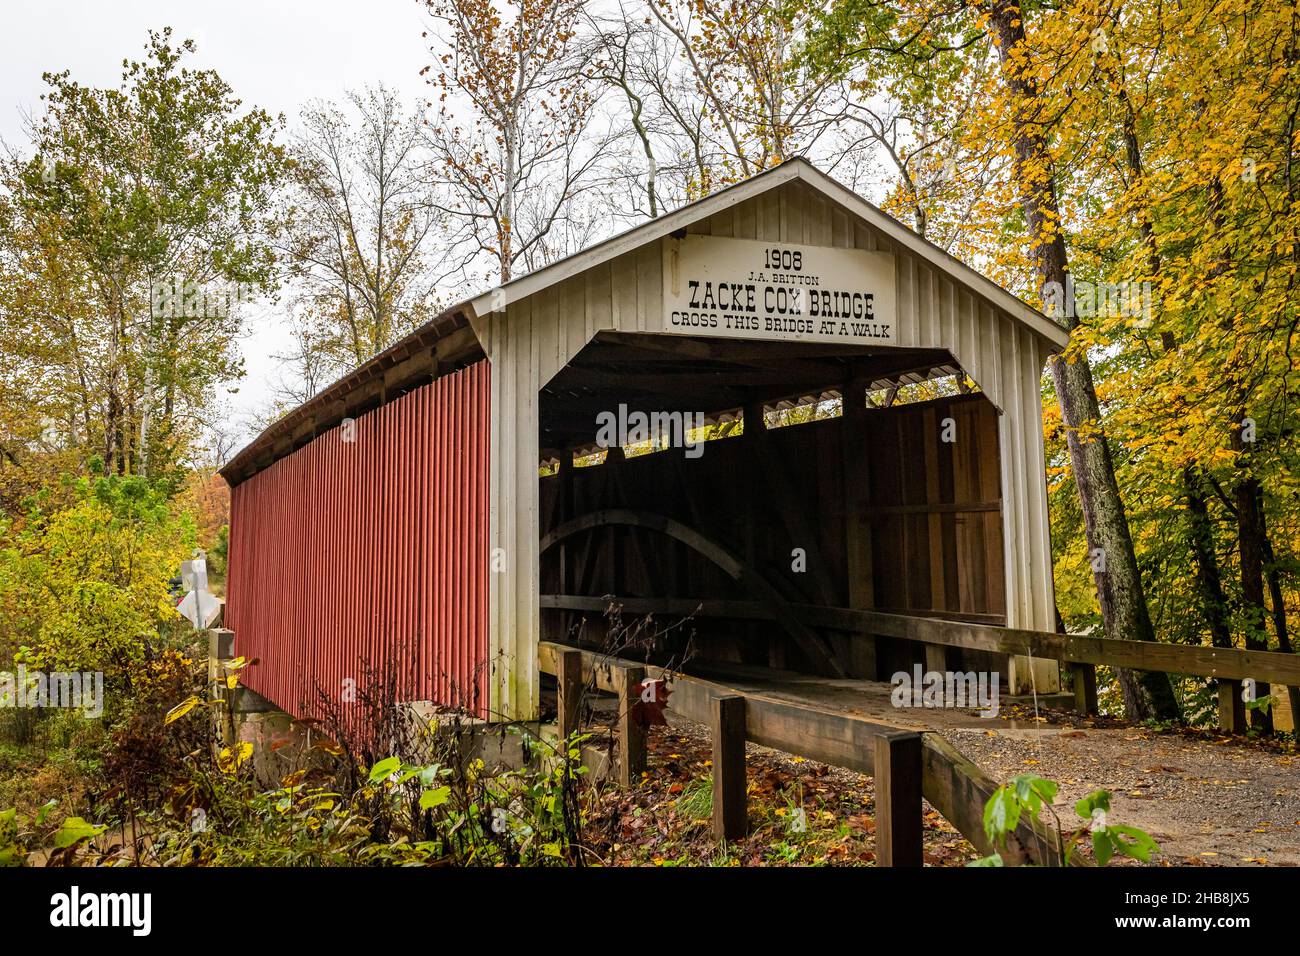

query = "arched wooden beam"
[540,508,845,677]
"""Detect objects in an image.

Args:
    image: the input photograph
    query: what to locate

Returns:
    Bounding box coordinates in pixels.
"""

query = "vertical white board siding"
[783,182,803,242]
[611,254,637,333]
[1027,336,1058,632]
[474,179,1062,719]
[939,277,956,352]
[886,237,1012,413]
[999,326,1059,693]
[635,245,661,336]
[759,189,781,241]
[897,255,915,349]
[831,206,851,248]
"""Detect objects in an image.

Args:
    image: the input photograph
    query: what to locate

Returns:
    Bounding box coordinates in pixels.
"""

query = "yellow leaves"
[281,768,307,788]
[217,658,248,691]
[164,695,201,725]
[217,742,253,774]
[1068,418,1105,446]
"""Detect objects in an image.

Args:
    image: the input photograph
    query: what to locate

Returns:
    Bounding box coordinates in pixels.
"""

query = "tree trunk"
[501,118,516,284]
[1184,469,1233,649]
[1260,513,1300,725]
[105,386,123,474]
[1232,425,1273,732]
[984,0,1178,721]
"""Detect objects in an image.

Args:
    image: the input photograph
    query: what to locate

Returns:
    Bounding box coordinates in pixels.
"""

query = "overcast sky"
[1,0,439,449]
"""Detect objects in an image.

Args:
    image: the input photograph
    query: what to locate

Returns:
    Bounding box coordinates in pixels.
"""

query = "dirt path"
[947,722,1300,866]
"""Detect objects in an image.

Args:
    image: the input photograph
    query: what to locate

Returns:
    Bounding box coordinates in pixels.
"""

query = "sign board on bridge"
[661,235,896,346]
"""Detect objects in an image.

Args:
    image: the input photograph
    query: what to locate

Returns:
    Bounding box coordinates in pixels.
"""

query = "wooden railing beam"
[540,595,1300,688]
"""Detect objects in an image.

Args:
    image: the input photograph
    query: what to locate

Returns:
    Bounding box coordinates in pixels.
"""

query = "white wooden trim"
[471,158,1069,352]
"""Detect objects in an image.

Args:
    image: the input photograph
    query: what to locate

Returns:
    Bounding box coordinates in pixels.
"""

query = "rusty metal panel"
[226,361,492,731]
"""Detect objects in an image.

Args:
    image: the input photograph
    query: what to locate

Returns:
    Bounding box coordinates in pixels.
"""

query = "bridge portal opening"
[538,330,1010,685]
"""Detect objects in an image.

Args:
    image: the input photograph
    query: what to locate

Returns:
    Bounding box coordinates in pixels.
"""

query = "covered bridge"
[221,158,1068,725]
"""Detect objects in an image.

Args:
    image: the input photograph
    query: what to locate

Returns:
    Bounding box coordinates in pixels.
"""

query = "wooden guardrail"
[538,641,1070,866]
[819,607,1300,732]
[541,594,1300,732]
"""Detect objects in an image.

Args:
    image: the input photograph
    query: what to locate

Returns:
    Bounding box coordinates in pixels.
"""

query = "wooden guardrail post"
[1070,662,1098,716]
[711,694,748,841]
[556,648,583,742]
[1218,678,1246,733]
[874,730,923,867]
[613,663,647,787]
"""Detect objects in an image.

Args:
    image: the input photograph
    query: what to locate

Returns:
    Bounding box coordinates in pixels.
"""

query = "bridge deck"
[674,658,1066,733]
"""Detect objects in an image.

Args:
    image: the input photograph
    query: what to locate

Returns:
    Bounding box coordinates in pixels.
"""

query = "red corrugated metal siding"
[226,361,491,733]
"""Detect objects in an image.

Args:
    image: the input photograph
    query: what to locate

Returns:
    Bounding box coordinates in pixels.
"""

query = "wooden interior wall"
[865,395,1005,620]
[539,392,1007,678]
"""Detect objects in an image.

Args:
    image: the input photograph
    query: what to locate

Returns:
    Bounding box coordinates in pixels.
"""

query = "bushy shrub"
[0,472,196,673]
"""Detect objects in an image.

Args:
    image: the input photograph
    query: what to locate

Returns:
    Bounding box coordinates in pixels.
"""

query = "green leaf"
[1091,829,1115,866]
[1010,774,1057,820]
[1074,789,1111,821]
[395,764,446,787]
[419,786,451,810]
[983,785,1021,842]
[35,800,58,826]
[1107,824,1158,863]
[368,757,401,783]
[968,853,1004,867]
[53,816,106,849]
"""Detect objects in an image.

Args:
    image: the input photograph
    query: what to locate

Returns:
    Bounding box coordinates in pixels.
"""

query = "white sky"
[0,0,439,449]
